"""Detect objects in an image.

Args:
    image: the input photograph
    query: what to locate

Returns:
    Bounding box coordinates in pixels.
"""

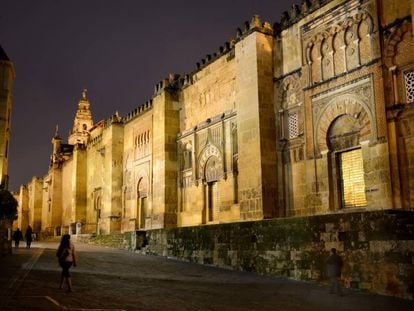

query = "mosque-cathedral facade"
[15,0,414,238]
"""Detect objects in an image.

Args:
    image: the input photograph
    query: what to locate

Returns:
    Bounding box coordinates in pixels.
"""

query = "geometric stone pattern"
[302,1,376,87]
[404,70,414,103]
[288,112,299,139]
[314,91,373,153]
[275,71,303,143]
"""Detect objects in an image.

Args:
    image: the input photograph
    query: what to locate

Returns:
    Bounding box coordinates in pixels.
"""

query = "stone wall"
[16,185,28,231]
[62,156,74,230]
[28,177,43,232]
[123,104,153,232]
[86,123,104,234]
[77,232,136,251]
[140,210,414,299]
[0,49,14,189]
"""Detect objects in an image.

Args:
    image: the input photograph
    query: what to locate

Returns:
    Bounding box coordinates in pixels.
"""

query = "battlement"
[103,111,123,128]
[87,133,102,147]
[190,15,273,77]
[273,0,333,34]
[153,73,182,96]
[118,14,273,121]
[122,99,153,124]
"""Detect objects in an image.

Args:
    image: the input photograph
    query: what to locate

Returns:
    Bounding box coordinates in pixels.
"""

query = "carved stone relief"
[384,20,413,69]
[383,20,414,107]
[276,72,304,143]
[180,142,193,171]
[302,1,376,86]
[205,156,223,183]
[198,144,223,182]
[312,77,376,154]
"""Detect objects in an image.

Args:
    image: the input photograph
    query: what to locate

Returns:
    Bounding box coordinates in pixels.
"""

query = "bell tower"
[68,89,93,145]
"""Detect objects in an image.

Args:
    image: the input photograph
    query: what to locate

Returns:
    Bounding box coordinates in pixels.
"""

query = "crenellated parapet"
[192,15,273,74]
[153,73,181,96]
[122,99,153,124]
[87,133,102,147]
[273,0,335,34]
[103,111,123,129]
[122,72,181,124]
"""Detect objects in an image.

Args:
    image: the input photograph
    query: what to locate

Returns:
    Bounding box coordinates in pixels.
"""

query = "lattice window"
[404,71,414,103]
[288,112,299,139]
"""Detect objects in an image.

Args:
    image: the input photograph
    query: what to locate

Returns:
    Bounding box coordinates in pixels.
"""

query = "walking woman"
[56,234,77,292]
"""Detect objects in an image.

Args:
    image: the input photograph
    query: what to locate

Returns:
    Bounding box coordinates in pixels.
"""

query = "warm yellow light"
[340,149,367,208]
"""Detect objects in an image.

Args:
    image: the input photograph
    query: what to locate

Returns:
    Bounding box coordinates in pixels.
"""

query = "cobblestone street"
[0,241,413,311]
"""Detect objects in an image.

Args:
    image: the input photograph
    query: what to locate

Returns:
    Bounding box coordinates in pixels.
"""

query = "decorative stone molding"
[384,19,413,69]
[198,144,223,182]
[276,72,304,144]
[312,78,376,154]
[302,1,376,87]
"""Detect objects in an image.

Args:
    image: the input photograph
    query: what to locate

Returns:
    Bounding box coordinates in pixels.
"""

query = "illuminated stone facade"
[0,45,15,255]
[0,45,15,190]
[16,0,414,236]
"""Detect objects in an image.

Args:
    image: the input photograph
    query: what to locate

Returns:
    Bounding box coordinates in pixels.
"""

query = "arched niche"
[328,114,361,151]
[327,115,367,209]
[315,95,374,155]
[137,175,150,229]
[384,21,413,69]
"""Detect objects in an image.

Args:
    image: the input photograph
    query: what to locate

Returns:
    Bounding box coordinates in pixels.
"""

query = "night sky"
[1,0,296,191]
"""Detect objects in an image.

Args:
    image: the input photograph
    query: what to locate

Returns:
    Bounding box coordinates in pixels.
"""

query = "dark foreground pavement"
[0,241,413,311]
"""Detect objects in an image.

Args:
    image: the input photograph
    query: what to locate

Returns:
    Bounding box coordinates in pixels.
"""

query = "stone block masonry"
[140,210,414,299]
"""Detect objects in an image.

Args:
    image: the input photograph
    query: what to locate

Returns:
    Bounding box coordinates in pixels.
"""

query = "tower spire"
[68,89,94,145]
[82,88,87,100]
[54,124,60,139]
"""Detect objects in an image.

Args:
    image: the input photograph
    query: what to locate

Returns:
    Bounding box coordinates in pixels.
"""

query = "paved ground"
[0,241,413,311]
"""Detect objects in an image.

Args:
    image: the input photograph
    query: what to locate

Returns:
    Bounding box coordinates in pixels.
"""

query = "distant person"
[56,234,77,292]
[25,225,33,248]
[12,228,23,248]
[326,248,343,296]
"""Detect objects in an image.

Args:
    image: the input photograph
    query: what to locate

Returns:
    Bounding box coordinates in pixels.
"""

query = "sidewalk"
[1,242,413,311]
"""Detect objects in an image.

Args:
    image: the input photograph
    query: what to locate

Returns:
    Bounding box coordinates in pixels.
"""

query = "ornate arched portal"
[198,144,223,223]
[315,95,374,154]
[314,94,373,210]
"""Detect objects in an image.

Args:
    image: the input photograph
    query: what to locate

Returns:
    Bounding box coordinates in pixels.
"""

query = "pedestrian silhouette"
[12,228,23,248]
[25,225,33,248]
[326,248,343,296]
[56,234,77,292]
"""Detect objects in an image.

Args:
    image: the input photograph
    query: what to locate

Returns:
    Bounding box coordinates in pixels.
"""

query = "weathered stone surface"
[0,46,14,190]
[140,210,414,299]
[10,1,414,300]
